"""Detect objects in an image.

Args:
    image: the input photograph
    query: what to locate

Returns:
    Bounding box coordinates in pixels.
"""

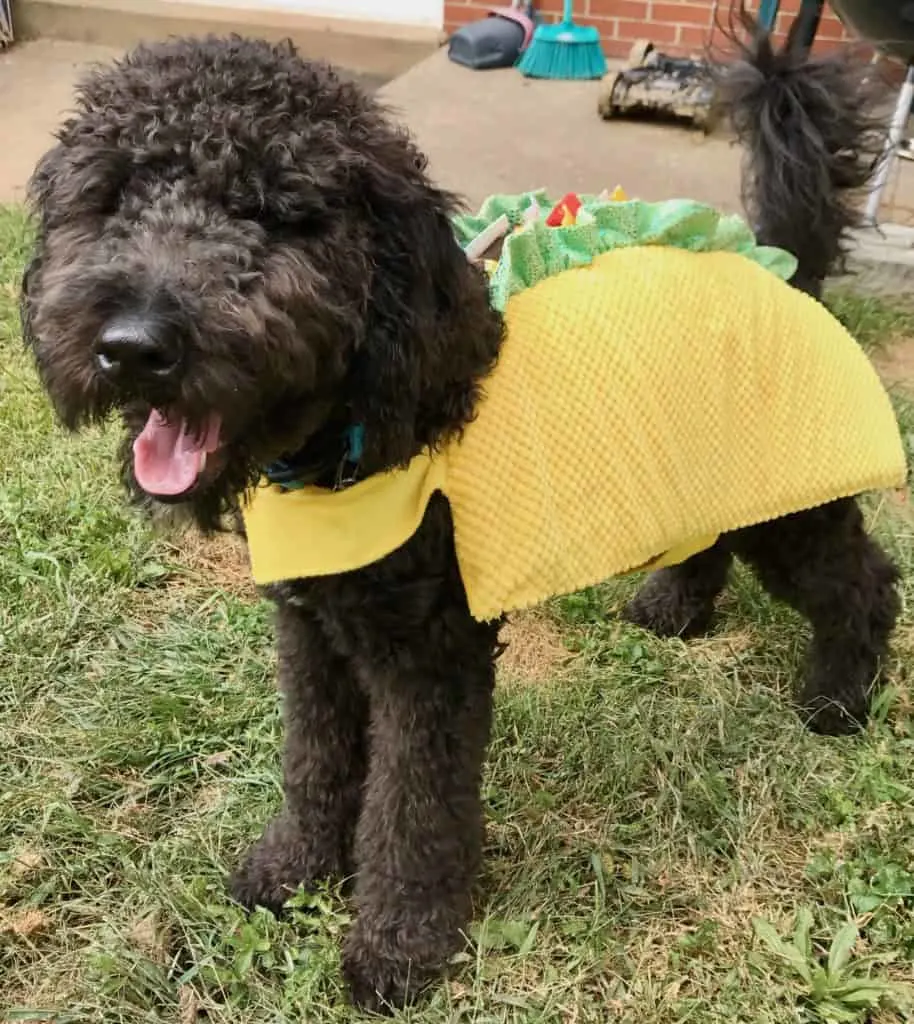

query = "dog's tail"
[719,7,884,297]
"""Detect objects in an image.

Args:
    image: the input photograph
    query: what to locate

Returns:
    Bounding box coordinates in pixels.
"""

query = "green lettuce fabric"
[451,190,798,313]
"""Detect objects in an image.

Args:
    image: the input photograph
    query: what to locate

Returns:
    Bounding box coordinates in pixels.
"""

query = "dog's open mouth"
[133,410,222,497]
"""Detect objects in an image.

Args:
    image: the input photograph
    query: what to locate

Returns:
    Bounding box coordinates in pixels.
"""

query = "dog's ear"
[28,138,130,230]
[22,137,131,358]
[348,140,503,468]
[20,151,52,362]
[20,252,38,354]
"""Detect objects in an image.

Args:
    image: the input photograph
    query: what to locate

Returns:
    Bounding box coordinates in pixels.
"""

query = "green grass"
[3,204,914,1023]
[826,290,914,352]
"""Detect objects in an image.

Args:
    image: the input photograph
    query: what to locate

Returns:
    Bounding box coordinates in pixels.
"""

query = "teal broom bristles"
[517,0,607,80]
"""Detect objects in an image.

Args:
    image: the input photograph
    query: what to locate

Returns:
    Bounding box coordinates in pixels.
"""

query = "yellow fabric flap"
[242,452,446,584]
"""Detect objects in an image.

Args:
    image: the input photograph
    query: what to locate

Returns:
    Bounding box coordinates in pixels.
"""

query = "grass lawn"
[2,203,914,1023]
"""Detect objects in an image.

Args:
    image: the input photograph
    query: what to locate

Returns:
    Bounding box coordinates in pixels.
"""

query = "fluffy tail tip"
[715,5,885,295]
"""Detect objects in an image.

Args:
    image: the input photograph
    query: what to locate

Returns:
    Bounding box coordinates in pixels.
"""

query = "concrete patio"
[0,36,396,205]
[1,40,750,209]
[381,49,745,212]
[4,38,914,290]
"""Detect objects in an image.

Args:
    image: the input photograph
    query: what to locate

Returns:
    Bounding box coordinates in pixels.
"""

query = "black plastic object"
[448,13,526,70]
[830,0,914,63]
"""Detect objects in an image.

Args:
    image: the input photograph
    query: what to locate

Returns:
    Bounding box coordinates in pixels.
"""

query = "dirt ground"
[872,336,914,395]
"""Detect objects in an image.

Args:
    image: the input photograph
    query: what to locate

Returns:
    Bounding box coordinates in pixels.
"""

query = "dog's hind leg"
[729,498,900,735]
[230,600,369,913]
[625,541,733,638]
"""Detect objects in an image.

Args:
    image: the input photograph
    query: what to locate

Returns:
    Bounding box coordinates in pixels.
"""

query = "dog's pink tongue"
[133,411,221,496]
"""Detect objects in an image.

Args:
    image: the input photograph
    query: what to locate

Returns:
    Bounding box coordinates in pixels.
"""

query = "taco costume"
[241,190,907,622]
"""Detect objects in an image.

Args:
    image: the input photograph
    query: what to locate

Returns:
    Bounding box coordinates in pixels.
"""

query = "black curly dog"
[21,15,899,1011]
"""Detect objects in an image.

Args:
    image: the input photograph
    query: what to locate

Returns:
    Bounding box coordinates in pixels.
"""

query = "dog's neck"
[262,419,366,492]
[260,244,505,493]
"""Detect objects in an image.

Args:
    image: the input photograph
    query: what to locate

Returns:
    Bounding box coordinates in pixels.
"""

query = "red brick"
[814,27,848,44]
[603,36,636,57]
[616,17,679,43]
[587,0,648,18]
[819,15,850,35]
[773,8,847,37]
[444,5,492,31]
[676,22,715,51]
[650,3,712,28]
[573,13,616,34]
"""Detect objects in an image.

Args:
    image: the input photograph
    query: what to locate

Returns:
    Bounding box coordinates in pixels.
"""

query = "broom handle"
[562,0,573,25]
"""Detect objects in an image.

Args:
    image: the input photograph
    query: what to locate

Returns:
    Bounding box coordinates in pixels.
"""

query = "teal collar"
[263,424,365,492]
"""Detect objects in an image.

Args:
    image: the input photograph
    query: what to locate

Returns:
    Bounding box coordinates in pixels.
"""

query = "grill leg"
[865,63,914,226]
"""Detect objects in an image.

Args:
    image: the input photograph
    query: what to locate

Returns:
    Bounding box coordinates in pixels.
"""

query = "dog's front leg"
[342,608,497,1013]
[230,598,368,913]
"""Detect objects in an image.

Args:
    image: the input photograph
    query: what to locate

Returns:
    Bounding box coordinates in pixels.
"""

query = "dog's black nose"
[95,317,182,382]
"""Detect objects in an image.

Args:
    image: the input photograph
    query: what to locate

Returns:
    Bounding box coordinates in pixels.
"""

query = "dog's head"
[23,36,502,529]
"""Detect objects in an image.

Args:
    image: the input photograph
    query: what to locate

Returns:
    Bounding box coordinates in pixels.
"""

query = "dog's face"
[23,36,501,529]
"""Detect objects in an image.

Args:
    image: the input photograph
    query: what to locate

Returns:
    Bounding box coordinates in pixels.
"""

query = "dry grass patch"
[499,610,577,684]
[873,335,914,396]
[164,529,254,598]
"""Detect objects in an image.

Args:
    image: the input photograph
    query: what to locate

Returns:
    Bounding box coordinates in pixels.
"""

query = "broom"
[516,0,607,80]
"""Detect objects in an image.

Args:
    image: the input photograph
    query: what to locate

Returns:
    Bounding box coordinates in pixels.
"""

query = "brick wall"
[444,0,853,59]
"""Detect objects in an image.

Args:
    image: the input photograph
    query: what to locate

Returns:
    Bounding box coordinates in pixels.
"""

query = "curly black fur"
[22,30,900,1013]
[716,4,886,296]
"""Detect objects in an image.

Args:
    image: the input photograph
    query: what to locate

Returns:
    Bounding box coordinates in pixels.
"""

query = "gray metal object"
[827,1,914,224]
[865,63,914,225]
[1,0,12,48]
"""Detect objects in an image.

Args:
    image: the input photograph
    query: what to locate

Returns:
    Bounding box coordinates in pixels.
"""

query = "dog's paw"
[800,693,868,737]
[341,925,439,1014]
[229,814,347,915]
[799,653,876,736]
[624,579,715,639]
